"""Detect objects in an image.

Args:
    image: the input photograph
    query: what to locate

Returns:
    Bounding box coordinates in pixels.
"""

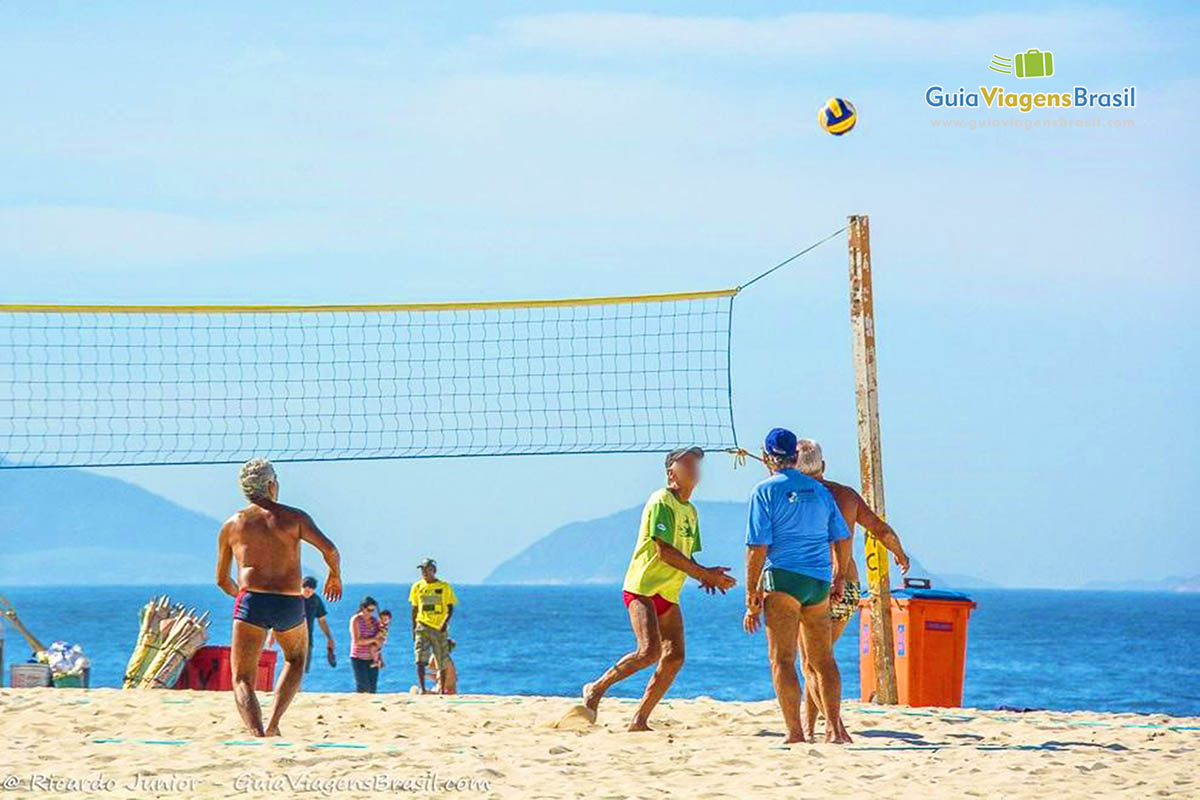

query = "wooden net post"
[847,214,899,705]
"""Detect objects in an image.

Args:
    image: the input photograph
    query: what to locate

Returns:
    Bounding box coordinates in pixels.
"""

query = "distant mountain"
[484,500,992,591]
[0,467,221,585]
[933,573,1003,590]
[1081,575,1200,593]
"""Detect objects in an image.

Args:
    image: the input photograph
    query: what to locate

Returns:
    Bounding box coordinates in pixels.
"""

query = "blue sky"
[1,3,1197,586]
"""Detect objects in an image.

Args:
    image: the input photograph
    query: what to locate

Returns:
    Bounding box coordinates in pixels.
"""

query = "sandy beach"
[0,688,1195,798]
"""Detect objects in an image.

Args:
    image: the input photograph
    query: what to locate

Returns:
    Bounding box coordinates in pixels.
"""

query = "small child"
[372,610,392,669]
[427,638,458,694]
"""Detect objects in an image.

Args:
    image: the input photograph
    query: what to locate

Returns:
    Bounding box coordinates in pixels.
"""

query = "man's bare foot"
[825,729,852,744]
[783,733,807,745]
[265,725,281,737]
[582,682,601,712]
[627,719,653,732]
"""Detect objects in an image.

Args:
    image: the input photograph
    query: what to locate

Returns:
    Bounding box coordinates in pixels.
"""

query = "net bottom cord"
[86,729,1194,751]
[853,707,1197,732]
[90,738,361,748]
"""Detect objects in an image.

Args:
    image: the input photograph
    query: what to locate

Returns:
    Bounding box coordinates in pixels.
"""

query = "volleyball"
[819,97,857,136]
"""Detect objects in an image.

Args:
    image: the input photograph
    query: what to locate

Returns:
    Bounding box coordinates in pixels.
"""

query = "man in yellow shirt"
[583,447,736,731]
[409,558,457,694]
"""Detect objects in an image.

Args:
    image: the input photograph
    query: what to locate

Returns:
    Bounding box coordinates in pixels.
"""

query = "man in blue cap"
[743,428,853,744]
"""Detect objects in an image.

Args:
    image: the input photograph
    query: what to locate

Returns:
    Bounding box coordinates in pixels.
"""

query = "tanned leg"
[829,616,852,741]
[764,592,805,744]
[799,601,851,744]
[231,620,269,737]
[265,622,309,737]
[583,597,661,713]
[801,615,850,740]
[799,633,820,741]
[629,605,685,732]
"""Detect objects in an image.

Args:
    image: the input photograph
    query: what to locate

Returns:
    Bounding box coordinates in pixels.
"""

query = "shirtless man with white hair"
[216,458,342,737]
[795,437,910,741]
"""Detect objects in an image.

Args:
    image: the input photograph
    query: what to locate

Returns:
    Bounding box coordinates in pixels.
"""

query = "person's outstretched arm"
[298,512,343,601]
[853,490,910,573]
[653,539,735,591]
[317,614,335,651]
[743,545,768,634]
[743,489,772,633]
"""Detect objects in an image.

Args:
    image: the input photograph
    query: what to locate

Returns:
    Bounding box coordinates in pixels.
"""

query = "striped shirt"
[350,613,380,660]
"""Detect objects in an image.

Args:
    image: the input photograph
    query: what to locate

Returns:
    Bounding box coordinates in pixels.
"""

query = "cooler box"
[10,663,53,688]
[173,646,276,691]
[859,578,977,707]
[53,668,90,689]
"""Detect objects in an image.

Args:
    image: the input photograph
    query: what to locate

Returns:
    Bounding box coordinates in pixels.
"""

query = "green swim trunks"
[762,567,831,606]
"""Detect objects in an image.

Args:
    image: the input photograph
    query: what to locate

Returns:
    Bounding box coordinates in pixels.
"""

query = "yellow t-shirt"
[408,579,457,629]
[622,488,702,603]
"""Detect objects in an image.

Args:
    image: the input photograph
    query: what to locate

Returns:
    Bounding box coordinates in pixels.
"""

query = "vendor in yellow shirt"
[409,558,457,694]
[582,447,736,731]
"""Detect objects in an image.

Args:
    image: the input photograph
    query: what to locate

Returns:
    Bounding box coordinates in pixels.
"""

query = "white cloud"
[0,206,340,265]
[499,10,1167,62]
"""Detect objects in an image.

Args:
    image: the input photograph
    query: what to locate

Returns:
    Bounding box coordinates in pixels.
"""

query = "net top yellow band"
[0,287,738,314]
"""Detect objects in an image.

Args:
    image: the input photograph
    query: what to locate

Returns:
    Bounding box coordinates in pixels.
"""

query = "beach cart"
[0,594,90,688]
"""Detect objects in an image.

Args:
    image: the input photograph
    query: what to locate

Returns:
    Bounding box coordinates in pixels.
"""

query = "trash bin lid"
[890,587,973,602]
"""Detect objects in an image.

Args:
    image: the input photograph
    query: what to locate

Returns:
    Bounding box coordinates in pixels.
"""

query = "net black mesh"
[0,295,736,468]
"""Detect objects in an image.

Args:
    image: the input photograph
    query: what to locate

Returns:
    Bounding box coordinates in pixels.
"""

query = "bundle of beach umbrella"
[123,596,210,689]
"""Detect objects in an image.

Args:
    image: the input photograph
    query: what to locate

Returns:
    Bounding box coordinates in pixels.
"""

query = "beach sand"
[0,688,1195,798]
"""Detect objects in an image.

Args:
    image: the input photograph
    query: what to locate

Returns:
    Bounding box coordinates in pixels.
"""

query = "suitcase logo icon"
[989,49,1055,79]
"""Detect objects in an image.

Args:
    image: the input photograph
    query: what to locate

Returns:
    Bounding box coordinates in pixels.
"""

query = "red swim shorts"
[622,590,676,616]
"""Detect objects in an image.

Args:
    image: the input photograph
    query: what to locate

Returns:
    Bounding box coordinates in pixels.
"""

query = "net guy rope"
[0,230,843,469]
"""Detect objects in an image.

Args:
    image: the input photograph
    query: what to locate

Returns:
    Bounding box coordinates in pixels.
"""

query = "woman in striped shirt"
[349,596,384,693]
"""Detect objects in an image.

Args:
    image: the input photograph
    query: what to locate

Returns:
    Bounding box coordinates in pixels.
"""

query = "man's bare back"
[819,480,867,584]
[218,501,308,596]
[817,478,909,580]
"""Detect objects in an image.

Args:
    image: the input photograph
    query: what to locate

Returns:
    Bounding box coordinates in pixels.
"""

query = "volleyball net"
[0,290,738,468]
[0,228,849,470]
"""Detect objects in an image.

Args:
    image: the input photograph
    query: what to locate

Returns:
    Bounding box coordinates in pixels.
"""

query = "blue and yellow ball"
[818,97,857,136]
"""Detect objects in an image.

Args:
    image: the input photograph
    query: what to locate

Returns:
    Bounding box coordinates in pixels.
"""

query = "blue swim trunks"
[233,590,305,632]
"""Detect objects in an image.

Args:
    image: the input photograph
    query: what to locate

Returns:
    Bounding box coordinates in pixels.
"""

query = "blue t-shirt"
[746,468,852,582]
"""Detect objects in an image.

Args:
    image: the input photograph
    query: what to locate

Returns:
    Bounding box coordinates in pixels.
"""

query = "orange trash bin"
[859,578,977,707]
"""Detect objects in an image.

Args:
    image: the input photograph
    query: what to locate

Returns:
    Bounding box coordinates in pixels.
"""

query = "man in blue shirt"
[743,428,853,744]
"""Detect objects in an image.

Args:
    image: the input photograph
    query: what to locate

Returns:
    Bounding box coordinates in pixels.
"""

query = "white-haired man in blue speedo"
[742,428,853,745]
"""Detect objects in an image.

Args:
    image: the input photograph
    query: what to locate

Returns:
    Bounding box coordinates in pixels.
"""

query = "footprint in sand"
[550,704,596,731]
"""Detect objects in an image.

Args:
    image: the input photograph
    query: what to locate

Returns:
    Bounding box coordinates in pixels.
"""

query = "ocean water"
[2,585,1197,717]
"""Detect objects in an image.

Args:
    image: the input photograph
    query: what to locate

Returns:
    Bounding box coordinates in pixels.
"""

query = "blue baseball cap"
[764,428,798,458]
